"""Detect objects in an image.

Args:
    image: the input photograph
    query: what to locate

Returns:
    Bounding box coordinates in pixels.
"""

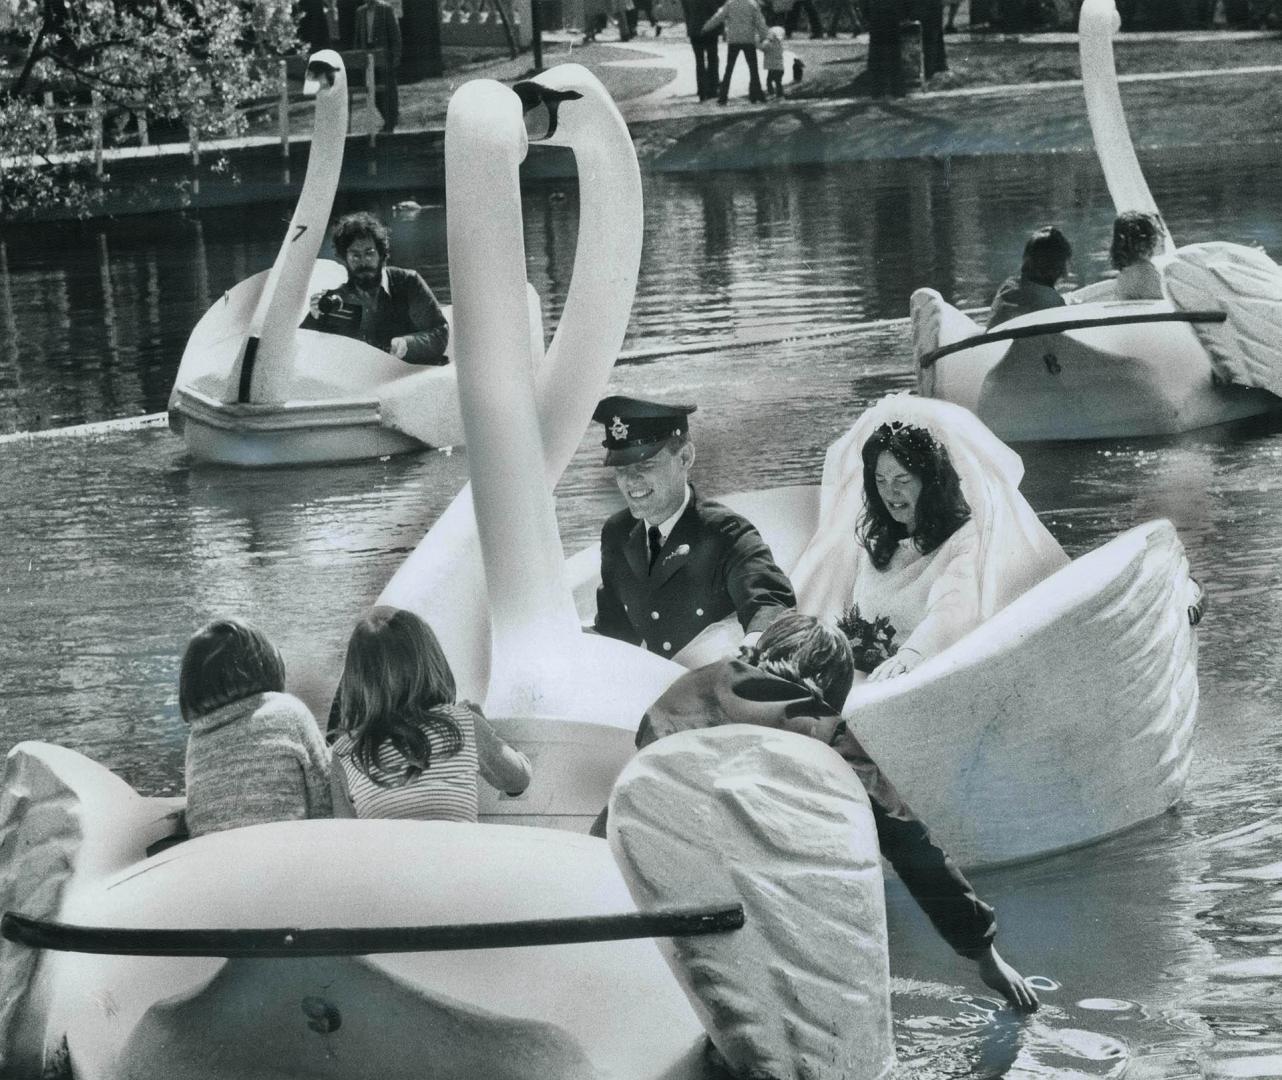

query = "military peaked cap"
[592,395,697,466]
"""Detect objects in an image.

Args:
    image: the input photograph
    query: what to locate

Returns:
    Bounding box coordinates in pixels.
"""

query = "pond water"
[3,141,1282,1078]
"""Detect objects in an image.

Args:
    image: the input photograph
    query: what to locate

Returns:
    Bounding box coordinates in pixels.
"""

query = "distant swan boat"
[910,0,1282,441]
[166,50,542,467]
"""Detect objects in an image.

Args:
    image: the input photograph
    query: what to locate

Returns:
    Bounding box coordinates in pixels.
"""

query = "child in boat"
[1110,210,1166,301]
[620,612,1040,1012]
[180,618,332,837]
[328,607,532,820]
[987,224,1073,328]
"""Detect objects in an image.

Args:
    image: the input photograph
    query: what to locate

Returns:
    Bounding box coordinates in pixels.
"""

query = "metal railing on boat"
[0,902,744,958]
[918,309,1228,370]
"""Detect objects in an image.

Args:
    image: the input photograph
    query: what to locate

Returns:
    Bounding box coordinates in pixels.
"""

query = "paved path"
[13,27,1282,168]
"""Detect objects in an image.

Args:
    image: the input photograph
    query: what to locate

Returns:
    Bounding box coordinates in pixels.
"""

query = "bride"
[791,394,1069,681]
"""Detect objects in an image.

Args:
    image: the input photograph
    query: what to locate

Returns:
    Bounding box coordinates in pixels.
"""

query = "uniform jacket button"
[662,642,672,651]
[651,611,660,620]
[696,608,703,616]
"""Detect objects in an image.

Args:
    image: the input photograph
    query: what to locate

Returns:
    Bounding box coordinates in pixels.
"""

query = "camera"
[317,290,345,316]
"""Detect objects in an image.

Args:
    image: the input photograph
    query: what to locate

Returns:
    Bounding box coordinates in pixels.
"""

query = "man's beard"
[350,265,381,290]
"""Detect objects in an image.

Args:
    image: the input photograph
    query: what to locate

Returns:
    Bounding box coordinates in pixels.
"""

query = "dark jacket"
[301,265,449,365]
[354,0,401,67]
[637,659,998,959]
[594,489,796,660]
[987,273,1066,329]
[680,0,724,36]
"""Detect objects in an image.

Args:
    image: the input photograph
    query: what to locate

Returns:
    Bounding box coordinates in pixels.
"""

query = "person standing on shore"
[763,25,787,97]
[866,0,907,96]
[702,0,770,105]
[354,0,402,132]
[681,0,723,98]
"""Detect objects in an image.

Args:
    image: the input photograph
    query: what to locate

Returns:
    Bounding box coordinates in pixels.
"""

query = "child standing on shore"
[763,25,786,98]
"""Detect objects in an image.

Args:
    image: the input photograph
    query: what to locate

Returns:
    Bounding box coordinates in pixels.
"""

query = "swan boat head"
[439,73,680,725]
[1078,0,1172,253]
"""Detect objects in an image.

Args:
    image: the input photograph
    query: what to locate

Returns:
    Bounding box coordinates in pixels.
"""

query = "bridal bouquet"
[837,605,899,674]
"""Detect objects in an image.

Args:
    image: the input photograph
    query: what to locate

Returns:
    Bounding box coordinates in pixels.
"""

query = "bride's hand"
[868,648,921,682]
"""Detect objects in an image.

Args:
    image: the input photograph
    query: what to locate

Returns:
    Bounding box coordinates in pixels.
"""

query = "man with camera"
[303,211,449,365]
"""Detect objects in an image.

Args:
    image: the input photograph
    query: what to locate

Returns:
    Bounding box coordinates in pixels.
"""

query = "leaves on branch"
[2,0,301,217]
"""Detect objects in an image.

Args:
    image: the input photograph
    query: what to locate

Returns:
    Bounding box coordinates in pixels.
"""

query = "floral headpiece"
[869,419,942,458]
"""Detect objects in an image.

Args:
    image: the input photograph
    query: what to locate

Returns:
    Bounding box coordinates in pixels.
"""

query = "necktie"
[648,526,663,572]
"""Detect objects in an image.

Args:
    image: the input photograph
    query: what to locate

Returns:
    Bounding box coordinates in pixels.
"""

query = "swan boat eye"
[304,61,337,87]
[512,83,583,140]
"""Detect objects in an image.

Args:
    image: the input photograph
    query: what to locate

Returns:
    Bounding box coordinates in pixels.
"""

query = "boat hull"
[168,386,423,467]
[914,293,1280,441]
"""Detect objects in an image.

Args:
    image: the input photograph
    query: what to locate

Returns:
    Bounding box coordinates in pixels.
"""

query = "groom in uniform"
[591,396,795,665]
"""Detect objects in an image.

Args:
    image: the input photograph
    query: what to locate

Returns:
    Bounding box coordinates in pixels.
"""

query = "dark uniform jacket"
[301,266,449,365]
[594,489,795,660]
[637,659,998,958]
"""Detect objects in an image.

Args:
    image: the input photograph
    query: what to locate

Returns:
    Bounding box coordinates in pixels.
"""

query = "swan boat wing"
[843,518,1199,869]
[1164,241,1282,397]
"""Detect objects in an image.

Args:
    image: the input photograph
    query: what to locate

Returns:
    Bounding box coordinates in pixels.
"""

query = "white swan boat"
[167,50,542,467]
[910,0,1282,441]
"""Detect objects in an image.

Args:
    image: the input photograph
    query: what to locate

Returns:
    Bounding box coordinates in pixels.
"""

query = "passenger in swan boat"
[1109,210,1167,301]
[328,607,532,820]
[791,394,1069,680]
[181,618,332,838]
[606,613,1041,1012]
[591,395,796,668]
[301,211,450,365]
[987,224,1074,328]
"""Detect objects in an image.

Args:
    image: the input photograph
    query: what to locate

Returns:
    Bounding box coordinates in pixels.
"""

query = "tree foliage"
[1,0,300,217]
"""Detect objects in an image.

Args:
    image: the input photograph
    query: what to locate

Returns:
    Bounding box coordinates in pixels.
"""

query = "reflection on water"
[3,141,1282,433]
[4,144,1282,1077]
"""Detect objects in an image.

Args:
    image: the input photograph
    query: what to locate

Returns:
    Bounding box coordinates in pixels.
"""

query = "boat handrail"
[0,902,744,958]
[918,310,1228,370]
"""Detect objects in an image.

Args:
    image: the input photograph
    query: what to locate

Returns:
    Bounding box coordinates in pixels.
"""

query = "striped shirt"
[331,704,483,822]
[332,705,533,821]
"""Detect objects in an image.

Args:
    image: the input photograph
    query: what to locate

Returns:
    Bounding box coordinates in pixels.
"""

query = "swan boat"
[166,50,543,468]
[910,0,1282,441]
[0,69,898,1080]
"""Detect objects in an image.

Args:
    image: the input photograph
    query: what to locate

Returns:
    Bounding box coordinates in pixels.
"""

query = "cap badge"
[610,416,629,440]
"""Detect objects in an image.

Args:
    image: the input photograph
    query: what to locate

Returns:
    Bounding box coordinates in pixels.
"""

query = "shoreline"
[10,54,1282,223]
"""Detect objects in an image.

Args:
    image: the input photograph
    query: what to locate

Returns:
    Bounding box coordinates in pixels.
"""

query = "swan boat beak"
[513,81,583,143]
[303,50,343,96]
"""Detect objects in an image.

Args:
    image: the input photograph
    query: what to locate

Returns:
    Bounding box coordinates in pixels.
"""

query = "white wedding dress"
[791,394,1069,662]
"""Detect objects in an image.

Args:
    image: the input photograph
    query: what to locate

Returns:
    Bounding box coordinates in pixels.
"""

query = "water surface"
[4,143,1282,1077]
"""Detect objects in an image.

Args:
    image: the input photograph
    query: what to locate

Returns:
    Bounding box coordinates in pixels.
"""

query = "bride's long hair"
[857,422,972,570]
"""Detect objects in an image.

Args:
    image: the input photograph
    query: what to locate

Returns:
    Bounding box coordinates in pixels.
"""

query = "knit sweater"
[184,691,332,837]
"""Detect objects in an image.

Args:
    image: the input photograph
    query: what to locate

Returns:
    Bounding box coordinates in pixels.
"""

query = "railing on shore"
[33,50,388,180]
